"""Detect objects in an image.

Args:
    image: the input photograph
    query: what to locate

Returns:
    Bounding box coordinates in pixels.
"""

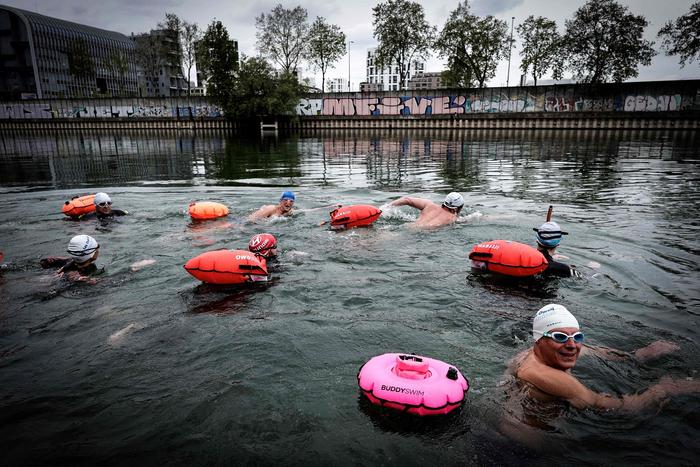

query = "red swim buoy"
[329,204,382,230]
[189,202,229,220]
[62,194,95,217]
[184,249,268,284]
[468,240,548,277]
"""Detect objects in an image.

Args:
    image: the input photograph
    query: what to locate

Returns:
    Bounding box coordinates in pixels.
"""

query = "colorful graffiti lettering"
[624,94,682,111]
[0,89,693,120]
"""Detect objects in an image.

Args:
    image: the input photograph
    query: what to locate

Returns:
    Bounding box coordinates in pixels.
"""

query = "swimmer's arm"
[40,257,70,269]
[390,196,429,210]
[581,341,680,363]
[297,204,341,213]
[520,366,700,412]
[519,366,614,410]
[249,205,275,220]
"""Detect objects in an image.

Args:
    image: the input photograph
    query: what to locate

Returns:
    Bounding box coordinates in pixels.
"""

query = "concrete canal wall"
[0,80,698,131]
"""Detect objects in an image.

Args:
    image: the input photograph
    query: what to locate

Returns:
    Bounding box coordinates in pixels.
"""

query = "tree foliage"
[658,2,700,67]
[256,4,309,74]
[228,56,303,118]
[561,0,656,83]
[158,13,183,69]
[372,0,435,90]
[180,21,201,95]
[434,1,509,88]
[132,32,163,94]
[517,16,562,86]
[106,50,129,94]
[196,20,238,104]
[305,17,346,94]
[67,38,95,82]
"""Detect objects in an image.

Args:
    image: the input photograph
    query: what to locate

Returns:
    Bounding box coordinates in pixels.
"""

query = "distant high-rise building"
[0,5,138,99]
[365,47,425,91]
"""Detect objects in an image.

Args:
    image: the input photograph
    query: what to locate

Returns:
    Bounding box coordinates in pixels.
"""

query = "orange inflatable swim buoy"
[189,202,229,220]
[184,249,268,284]
[329,204,382,230]
[468,240,548,277]
[62,194,95,217]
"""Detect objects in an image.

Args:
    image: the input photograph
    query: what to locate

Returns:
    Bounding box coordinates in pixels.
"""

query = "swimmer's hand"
[633,340,680,363]
[61,270,98,284]
[318,220,328,227]
[654,376,700,398]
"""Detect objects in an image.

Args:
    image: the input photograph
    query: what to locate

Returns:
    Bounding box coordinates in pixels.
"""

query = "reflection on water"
[1,129,696,192]
[0,129,698,465]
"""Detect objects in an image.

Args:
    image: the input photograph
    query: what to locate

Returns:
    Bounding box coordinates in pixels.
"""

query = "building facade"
[365,47,425,91]
[326,78,347,93]
[408,72,446,90]
[0,4,139,99]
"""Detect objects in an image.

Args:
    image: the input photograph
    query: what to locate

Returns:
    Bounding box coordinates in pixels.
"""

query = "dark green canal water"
[0,129,698,466]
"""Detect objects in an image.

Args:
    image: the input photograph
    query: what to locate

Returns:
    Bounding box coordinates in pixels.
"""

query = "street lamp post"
[506,17,514,87]
[348,40,354,92]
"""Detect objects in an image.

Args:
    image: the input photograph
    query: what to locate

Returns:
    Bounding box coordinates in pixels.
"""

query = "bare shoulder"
[250,204,275,219]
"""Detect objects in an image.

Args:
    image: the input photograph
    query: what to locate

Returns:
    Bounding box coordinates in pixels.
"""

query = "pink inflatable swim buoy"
[357,353,469,416]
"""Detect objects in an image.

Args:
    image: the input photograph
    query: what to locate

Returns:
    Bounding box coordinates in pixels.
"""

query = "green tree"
[67,38,95,85]
[181,21,201,95]
[196,20,238,104]
[230,56,303,118]
[158,13,184,94]
[106,50,129,95]
[517,16,562,86]
[434,1,509,88]
[132,32,164,96]
[657,2,700,67]
[372,0,435,90]
[305,17,346,94]
[561,0,656,83]
[256,4,309,74]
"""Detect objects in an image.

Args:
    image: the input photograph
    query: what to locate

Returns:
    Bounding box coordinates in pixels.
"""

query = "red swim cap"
[248,233,278,258]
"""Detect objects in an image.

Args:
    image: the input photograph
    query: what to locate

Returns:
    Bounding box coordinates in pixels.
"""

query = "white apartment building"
[326,77,348,93]
[365,47,425,91]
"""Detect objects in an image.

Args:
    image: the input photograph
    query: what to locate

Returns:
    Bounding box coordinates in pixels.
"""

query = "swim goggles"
[97,201,112,207]
[542,331,584,344]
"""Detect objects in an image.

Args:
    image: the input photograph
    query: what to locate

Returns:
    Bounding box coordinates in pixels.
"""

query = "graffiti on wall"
[295,93,688,116]
[0,90,691,120]
[623,94,682,111]
[0,103,224,119]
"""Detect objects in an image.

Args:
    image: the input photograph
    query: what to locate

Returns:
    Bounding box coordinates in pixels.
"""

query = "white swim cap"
[534,221,568,248]
[533,304,579,341]
[443,192,464,210]
[94,192,111,206]
[67,235,99,263]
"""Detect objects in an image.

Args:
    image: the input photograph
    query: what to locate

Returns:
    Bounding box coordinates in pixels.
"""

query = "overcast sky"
[5,0,699,89]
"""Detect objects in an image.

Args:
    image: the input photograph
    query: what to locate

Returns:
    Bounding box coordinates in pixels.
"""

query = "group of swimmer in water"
[20,188,698,440]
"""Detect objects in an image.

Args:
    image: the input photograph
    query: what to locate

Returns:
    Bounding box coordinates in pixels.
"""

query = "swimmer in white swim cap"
[389,192,464,228]
[40,234,101,278]
[504,304,699,413]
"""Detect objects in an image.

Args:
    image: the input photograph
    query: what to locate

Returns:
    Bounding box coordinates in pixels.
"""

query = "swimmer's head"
[534,221,568,248]
[94,192,111,207]
[67,234,99,264]
[533,304,579,342]
[280,191,295,202]
[442,192,464,213]
[94,192,112,214]
[248,233,278,259]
